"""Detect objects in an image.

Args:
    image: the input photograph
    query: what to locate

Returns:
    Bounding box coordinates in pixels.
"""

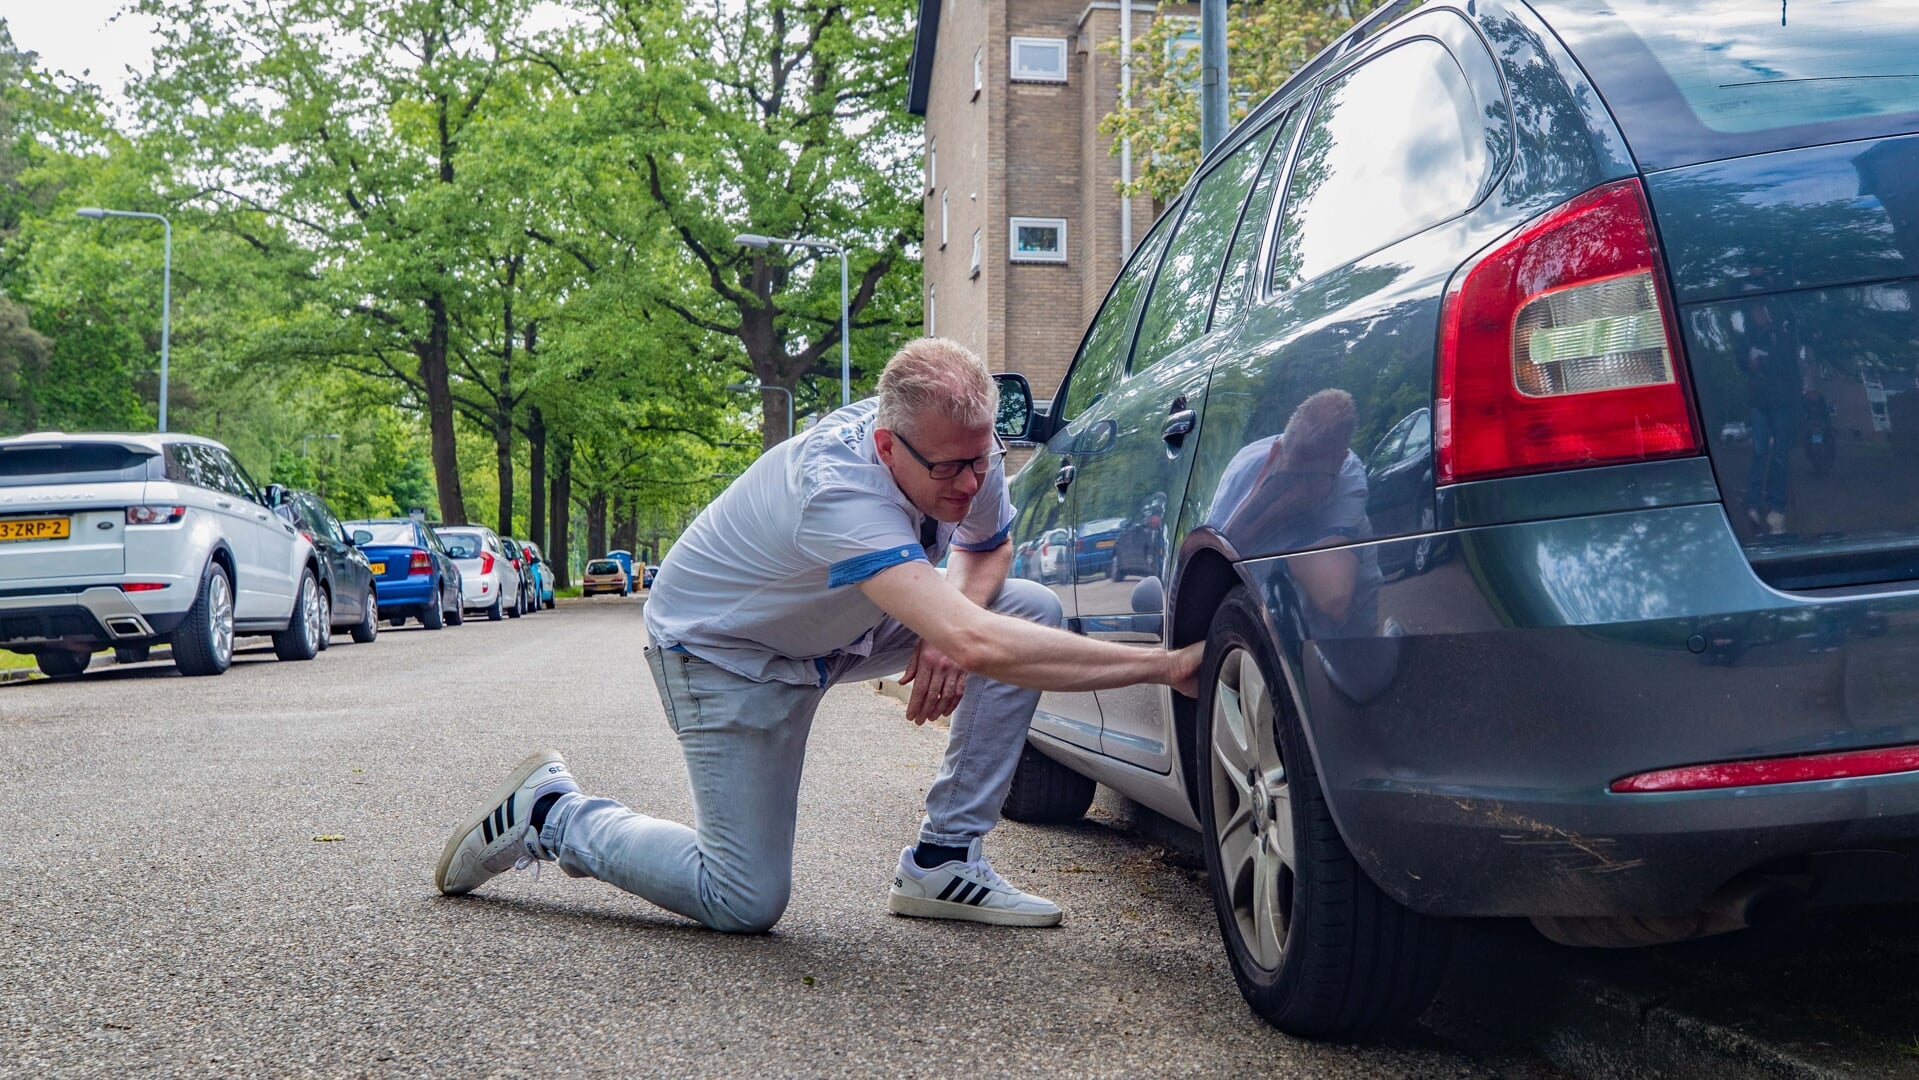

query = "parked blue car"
[343,518,464,630]
[521,540,557,609]
[993,0,1919,1039]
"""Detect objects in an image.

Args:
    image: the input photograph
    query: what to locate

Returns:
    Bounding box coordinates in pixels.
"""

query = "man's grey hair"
[875,337,999,436]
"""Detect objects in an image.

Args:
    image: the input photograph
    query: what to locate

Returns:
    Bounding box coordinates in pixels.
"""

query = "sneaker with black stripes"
[435,749,579,896]
[887,839,1063,927]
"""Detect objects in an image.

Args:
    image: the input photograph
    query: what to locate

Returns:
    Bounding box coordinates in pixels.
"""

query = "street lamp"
[76,208,172,432]
[726,382,793,441]
[734,232,850,409]
[300,433,341,456]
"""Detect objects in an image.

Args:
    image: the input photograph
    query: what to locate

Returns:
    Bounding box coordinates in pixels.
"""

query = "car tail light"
[1437,179,1699,485]
[125,505,186,525]
[119,582,168,592]
[408,551,431,575]
[1612,743,1919,793]
[481,551,495,575]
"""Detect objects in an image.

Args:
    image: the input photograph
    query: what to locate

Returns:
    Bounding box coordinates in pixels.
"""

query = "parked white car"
[434,524,523,621]
[0,432,326,677]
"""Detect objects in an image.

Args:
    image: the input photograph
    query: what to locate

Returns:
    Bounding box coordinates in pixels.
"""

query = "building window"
[940,190,949,248]
[1010,37,1069,83]
[970,229,982,277]
[1009,217,1068,263]
[928,138,937,192]
[973,48,983,98]
[928,285,937,335]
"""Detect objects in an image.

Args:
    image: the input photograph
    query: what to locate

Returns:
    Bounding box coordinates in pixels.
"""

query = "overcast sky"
[5,0,162,104]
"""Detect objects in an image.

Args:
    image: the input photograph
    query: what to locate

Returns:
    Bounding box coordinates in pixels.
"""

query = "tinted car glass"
[1535,0,1919,170]
[1270,38,1495,291]
[1132,118,1282,371]
[440,532,483,559]
[354,521,418,544]
[1060,210,1177,421]
[0,444,154,488]
[585,560,621,574]
[1212,106,1303,328]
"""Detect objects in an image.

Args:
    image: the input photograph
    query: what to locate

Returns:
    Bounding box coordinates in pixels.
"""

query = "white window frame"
[928,284,937,335]
[1009,216,1068,264]
[970,229,982,277]
[972,48,983,98]
[939,190,949,248]
[928,137,937,192]
[1009,37,1069,84]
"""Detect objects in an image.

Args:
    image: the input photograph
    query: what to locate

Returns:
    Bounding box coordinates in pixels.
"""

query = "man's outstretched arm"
[897,542,1014,723]
[860,560,1203,697]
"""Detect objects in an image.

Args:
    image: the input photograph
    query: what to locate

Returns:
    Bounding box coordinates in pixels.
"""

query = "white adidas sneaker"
[435,749,580,895]
[888,839,1063,927]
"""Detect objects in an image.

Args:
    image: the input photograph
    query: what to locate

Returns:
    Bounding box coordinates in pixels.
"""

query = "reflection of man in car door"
[435,339,1203,935]
[1742,296,1811,535]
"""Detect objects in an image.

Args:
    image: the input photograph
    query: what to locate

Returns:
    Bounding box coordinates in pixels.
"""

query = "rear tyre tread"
[172,564,233,677]
[1001,745,1097,824]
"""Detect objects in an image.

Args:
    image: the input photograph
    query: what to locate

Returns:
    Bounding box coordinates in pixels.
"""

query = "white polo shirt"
[643,399,1013,686]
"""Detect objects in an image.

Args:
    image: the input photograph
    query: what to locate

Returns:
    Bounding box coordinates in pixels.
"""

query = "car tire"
[423,593,446,630]
[507,592,522,619]
[1001,744,1097,824]
[37,649,90,679]
[272,569,324,662]
[446,602,464,626]
[172,563,235,677]
[315,587,332,651]
[1195,585,1449,1039]
[487,596,504,621]
[350,588,378,644]
[114,644,152,665]
[389,615,407,628]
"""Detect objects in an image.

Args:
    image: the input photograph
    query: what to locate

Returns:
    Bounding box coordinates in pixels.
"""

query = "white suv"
[0,433,327,678]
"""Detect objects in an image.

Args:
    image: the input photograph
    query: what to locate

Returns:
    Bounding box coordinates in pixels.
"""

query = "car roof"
[0,431,230,453]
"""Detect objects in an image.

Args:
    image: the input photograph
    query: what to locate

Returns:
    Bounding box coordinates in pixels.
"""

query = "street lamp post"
[733,233,850,409]
[726,382,793,443]
[76,208,172,432]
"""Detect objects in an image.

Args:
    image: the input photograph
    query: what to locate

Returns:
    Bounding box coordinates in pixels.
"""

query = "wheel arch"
[1167,539,1249,825]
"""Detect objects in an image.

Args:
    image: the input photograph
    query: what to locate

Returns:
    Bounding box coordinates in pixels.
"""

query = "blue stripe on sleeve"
[954,522,1011,552]
[826,545,928,588]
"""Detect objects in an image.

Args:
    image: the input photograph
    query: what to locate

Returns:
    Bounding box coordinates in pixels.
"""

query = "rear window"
[0,443,156,488]
[350,521,417,545]
[586,560,621,574]
[1538,0,1919,170]
[440,532,484,559]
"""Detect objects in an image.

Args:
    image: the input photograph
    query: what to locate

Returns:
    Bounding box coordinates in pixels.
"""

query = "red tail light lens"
[1613,744,1919,793]
[481,551,495,575]
[1437,179,1699,484]
[125,505,186,525]
[408,551,431,575]
[119,582,168,592]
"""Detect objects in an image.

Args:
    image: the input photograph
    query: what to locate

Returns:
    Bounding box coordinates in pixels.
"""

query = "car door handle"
[1054,464,1077,493]
[1162,409,1197,446]
[216,499,233,509]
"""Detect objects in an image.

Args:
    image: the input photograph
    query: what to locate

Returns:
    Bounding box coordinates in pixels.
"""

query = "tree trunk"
[613,494,638,554]
[528,404,546,553]
[550,436,572,589]
[495,256,519,539]
[420,296,466,523]
[587,491,608,558]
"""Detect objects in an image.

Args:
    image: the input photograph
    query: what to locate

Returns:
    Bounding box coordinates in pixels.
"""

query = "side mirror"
[351,529,373,545]
[994,372,1053,443]
[264,483,288,508]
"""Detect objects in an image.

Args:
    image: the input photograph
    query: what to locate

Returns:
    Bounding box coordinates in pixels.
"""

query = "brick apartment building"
[907,0,1188,400]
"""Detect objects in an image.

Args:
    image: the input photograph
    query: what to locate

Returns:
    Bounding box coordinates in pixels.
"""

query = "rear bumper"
[0,586,190,648]
[376,576,437,609]
[460,572,502,607]
[1245,502,1919,918]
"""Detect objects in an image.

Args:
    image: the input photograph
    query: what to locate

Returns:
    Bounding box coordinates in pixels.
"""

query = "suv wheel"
[487,596,504,621]
[173,563,235,676]
[1196,586,1449,1039]
[1002,744,1097,824]
[272,569,324,661]
[350,588,378,644]
[315,587,333,651]
[37,649,90,679]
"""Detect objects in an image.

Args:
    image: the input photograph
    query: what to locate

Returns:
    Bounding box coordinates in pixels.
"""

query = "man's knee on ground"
[700,882,791,934]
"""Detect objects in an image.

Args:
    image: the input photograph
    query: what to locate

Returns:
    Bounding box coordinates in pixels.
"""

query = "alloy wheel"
[210,571,234,665]
[302,576,323,645]
[1210,645,1294,971]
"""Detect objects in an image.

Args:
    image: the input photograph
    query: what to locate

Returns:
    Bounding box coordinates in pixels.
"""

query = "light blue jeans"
[539,578,1062,933]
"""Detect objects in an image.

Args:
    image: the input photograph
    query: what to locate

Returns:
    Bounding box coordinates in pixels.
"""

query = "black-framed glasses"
[891,431,1005,481]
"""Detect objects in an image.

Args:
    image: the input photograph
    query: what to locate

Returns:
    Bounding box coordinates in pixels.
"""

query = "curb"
[2,645,175,683]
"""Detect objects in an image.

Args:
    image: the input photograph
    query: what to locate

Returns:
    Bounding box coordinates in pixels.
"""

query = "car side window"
[169,444,218,491]
[1131,117,1283,372]
[208,449,263,504]
[1269,38,1495,292]
[1059,209,1177,422]
[1213,106,1303,327]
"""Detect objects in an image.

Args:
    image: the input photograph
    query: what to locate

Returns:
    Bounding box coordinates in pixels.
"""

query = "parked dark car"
[274,489,378,646]
[499,537,538,616]
[994,0,1919,1041]
[342,518,464,630]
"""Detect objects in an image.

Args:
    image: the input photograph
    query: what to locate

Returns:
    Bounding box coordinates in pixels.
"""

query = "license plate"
[370,562,386,575]
[1095,539,1116,549]
[0,517,70,542]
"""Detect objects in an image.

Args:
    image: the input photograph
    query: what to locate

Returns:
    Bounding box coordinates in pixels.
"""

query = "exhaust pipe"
[104,616,152,638]
[1531,874,1810,949]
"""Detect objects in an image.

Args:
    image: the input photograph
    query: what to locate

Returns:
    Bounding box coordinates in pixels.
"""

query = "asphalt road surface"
[2,599,1544,1078]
